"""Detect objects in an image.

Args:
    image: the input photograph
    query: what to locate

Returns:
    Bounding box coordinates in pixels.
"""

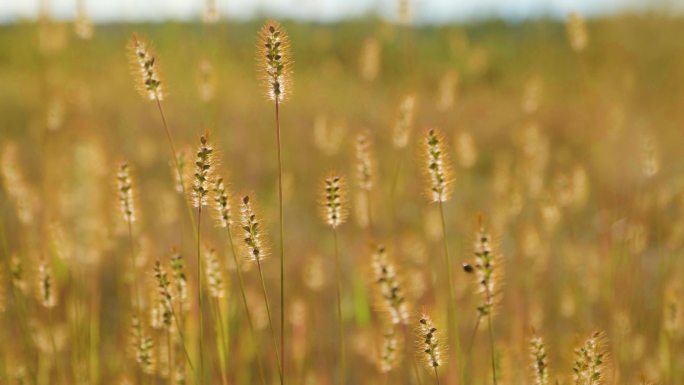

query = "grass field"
[0,12,683,385]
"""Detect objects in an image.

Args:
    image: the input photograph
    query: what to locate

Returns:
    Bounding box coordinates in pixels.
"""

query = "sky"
[1,0,678,24]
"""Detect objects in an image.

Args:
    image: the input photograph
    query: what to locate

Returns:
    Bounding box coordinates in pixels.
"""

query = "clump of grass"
[572,331,607,385]
[320,174,348,383]
[127,33,195,236]
[213,176,266,385]
[257,21,293,383]
[417,314,445,385]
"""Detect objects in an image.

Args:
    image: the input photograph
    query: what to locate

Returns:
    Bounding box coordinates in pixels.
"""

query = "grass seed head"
[257,20,292,103]
[191,135,214,208]
[128,33,164,101]
[371,245,409,325]
[422,128,453,203]
[573,331,607,385]
[530,333,549,385]
[240,195,268,262]
[116,162,136,224]
[355,131,375,192]
[320,174,348,228]
[416,314,445,369]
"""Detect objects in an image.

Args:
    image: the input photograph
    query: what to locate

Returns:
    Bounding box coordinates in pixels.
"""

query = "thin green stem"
[275,99,286,385]
[433,366,441,385]
[487,313,498,385]
[227,230,267,385]
[437,201,463,384]
[212,298,229,385]
[127,221,141,312]
[256,258,284,382]
[333,228,346,385]
[154,97,198,238]
[166,330,173,385]
[401,323,423,385]
[197,207,205,385]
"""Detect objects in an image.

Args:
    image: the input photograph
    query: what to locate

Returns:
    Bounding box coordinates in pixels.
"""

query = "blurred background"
[2,0,682,23]
[1,0,684,385]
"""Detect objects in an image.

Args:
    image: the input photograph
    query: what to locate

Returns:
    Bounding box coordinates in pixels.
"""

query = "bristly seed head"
[321,174,347,228]
[258,20,292,103]
[213,176,232,228]
[191,135,214,208]
[393,94,416,149]
[204,248,225,299]
[128,33,164,101]
[169,249,188,312]
[573,331,607,385]
[131,315,155,374]
[467,217,502,317]
[240,195,267,262]
[152,260,173,330]
[116,162,136,224]
[378,328,399,373]
[417,314,445,370]
[422,128,453,202]
[371,245,409,325]
[530,334,549,385]
[355,131,374,191]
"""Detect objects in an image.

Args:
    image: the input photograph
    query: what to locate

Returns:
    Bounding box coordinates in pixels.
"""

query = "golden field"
[0,12,683,385]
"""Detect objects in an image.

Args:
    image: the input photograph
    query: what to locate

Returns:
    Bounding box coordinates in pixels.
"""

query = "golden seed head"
[371,245,409,325]
[197,58,216,102]
[378,328,399,373]
[530,334,549,385]
[131,315,155,374]
[204,248,226,299]
[320,174,347,228]
[416,314,445,369]
[116,162,136,224]
[393,94,416,149]
[257,20,292,103]
[573,331,607,385]
[152,260,173,330]
[213,177,232,228]
[240,195,268,262]
[169,250,188,312]
[191,135,214,208]
[422,128,453,202]
[355,132,374,191]
[466,217,502,317]
[128,33,164,101]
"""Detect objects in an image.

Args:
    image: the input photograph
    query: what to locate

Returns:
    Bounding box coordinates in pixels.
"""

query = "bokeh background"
[1,1,683,385]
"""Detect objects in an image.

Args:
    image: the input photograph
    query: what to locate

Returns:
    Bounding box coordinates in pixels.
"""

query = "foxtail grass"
[240,194,283,382]
[190,134,214,385]
[420,128,461,382]
[257,20,292,384]
[320,174,348,384]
